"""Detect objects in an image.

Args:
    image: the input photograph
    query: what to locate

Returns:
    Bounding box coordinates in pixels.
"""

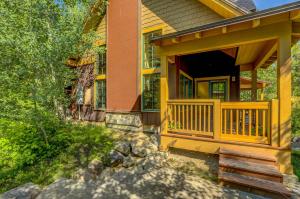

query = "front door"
[195,78,229,101]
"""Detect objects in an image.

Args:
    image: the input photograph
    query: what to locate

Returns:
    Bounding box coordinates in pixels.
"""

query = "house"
[69,0,300,196]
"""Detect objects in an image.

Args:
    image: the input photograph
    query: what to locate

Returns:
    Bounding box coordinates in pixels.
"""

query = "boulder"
[122,155,136,168]
[109,150,124,167]
[73,168,95,182]
[150,134,159,146]
[115,142,131,156]
[1,183,41,199]
[131,140,157,158]
[88,159,103,175]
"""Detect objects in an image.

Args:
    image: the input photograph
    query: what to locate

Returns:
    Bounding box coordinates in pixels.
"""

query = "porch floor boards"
[218,147,291,197]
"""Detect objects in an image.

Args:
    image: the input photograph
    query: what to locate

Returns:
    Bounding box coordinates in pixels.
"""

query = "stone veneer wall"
[106,112,143,132]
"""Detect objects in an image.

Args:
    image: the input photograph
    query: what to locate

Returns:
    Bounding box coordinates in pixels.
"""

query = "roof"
[152,1,300,42]
[227,0,256,12]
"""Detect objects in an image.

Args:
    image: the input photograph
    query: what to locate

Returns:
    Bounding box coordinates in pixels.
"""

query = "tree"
[0,0,106,144]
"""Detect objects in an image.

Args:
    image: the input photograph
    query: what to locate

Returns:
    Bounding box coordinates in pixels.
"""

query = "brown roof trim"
[152,1,300,42]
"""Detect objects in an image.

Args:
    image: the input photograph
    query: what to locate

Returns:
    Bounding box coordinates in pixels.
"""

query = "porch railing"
[167,99,220,137]
[220,102,271,144]
[166,99,277,145]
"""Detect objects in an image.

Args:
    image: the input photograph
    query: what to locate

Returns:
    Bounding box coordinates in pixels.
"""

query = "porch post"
[277,22,292,149]
[276,22,293,174]
[251,69,257,101]
[160,54,169,151]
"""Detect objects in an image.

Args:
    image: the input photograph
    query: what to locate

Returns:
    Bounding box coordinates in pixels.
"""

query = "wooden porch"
[154,4,300,176]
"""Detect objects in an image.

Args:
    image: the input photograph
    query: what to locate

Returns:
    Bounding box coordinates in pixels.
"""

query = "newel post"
[213,99,221,140]
[160,54,169,135]
[271,99,279,147]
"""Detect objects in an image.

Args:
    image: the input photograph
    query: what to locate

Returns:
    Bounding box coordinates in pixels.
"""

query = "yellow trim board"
[198,0,247,19]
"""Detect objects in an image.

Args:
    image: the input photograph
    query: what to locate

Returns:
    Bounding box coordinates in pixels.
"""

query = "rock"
[36,178,96,199]
[131,140,157,158]
[73,168,95,182]
[150,134,159,146]
[88,159,103,175]
[115,142,131,156]
[1,183,41,199]
[122,155,135,168]
[109,150,124,167]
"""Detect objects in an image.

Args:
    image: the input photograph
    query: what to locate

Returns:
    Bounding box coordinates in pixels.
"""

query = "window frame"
[194,76,230,101]
[141,26,164,112]
[94,44,107,111]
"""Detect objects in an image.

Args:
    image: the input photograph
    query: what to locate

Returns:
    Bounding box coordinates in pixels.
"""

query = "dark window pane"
[143,30,162,69]
[143,74,160,110]
[97,46,106,75]
[96,80,106,109]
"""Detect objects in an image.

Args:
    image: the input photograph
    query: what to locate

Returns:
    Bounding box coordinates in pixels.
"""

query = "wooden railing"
[166,99,277,145]
[220,102,271,144]
[167,99,220,137]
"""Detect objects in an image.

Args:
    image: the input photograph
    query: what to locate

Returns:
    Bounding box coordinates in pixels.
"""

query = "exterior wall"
[107,0,140,112]
[142,0,223,34]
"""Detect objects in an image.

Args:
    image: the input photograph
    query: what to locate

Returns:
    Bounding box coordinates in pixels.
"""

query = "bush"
[0,121,114,193]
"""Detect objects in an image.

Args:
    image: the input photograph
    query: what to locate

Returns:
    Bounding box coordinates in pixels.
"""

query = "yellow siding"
[96,15,106,42]
[142,0,223,34]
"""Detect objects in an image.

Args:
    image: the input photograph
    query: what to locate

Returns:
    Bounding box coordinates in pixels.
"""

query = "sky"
[253,0,299,10]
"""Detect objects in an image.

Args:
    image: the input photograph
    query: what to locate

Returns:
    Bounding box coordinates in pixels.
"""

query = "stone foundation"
[105,112,143,132]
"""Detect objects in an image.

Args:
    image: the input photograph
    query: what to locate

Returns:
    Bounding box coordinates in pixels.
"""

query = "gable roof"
[227,0,256,12]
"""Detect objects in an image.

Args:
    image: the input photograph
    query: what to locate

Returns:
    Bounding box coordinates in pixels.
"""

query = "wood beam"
[160,22,288,56]
[253,40,278,70]
[240,64,253,71]
[290,10,300,20]
[222,26,227,34]
[171,38,180,44]
[198,0,245,18]
[252,19,260,28]
[195,32,202,39]
[292,22,300,36]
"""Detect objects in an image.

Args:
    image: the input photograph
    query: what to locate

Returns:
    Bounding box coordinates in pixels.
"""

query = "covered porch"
[154,3,300,174]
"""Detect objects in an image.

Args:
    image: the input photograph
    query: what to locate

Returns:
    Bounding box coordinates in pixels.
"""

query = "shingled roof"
[227,0,256,12]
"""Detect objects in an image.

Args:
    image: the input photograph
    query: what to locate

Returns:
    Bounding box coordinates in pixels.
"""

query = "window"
[143,30,162,69]
[209,80,227,101]
[95,80,106,109]
[96,46,106,75]
[179,72,193,99]
[142,73,160,111]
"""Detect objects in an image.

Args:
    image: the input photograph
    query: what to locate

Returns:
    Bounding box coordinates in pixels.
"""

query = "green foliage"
[292,150,300,179]
[0,123,114,193]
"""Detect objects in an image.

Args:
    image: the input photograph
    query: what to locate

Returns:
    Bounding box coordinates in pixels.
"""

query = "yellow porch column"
[277,22,292,174]
[251,69,258,101]
[160,54,169,151]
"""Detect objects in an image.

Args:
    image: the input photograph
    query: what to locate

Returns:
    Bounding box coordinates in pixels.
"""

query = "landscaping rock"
[73,168,96,183]
[114,142,131,156]
[150,134,159,146]
[122,155,135,168]
[88,159,103,175]
[36,178,96,199]
[109,150,124,167]
[1,183,41,199]
[131,140,157,157]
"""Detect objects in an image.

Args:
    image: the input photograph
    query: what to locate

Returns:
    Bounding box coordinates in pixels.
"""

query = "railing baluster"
[230,109,233,134]
[204,105,207,132]
[179,105,181,129]
[242,110,245,135]
[208,106,211,132]
[256,109,259,137]
[195,105,198,131]
[236,109,239,134]
[224,109,227,134]
[199,105,202,132]
[174,104,177,130]
[191,104,194,130]
[249,109,252,136]
[263,110,266,137]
